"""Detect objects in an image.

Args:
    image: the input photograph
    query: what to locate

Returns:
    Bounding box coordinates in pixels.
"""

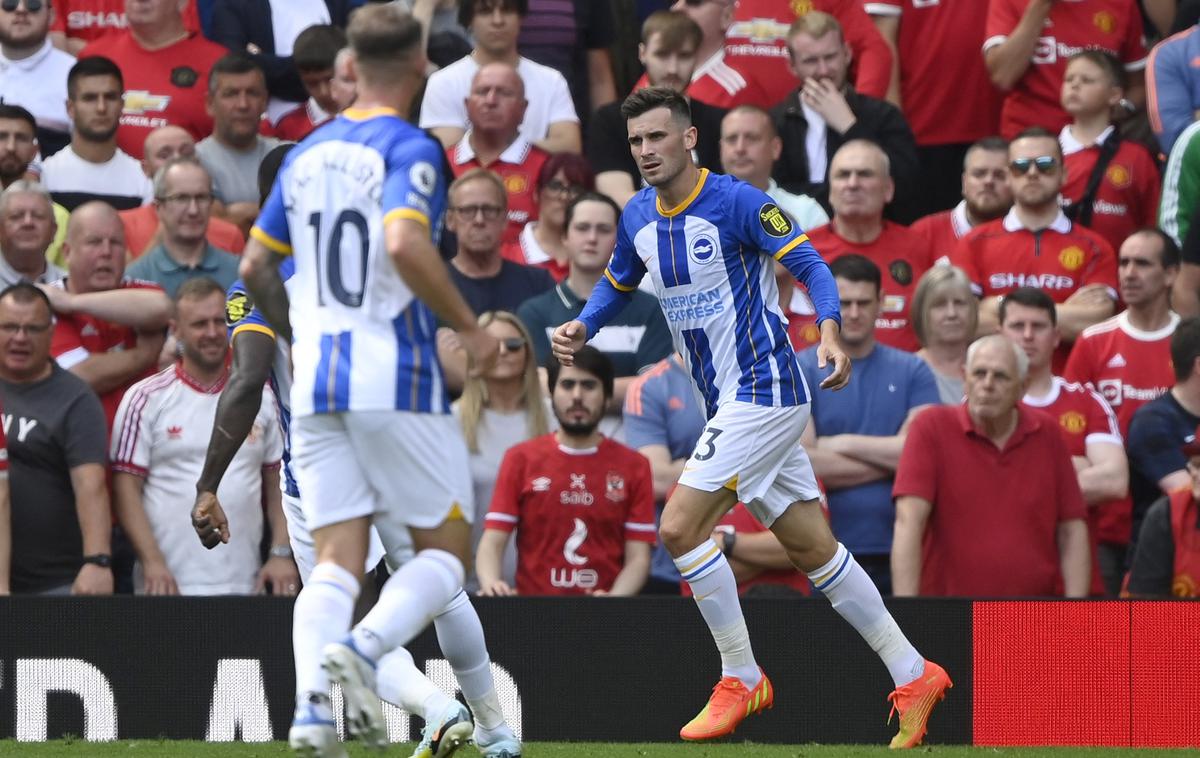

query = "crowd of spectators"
[1,0,1200,600]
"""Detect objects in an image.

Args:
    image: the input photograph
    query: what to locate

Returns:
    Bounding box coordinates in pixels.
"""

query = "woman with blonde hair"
[453,310,553,584]
[911,265,978,404]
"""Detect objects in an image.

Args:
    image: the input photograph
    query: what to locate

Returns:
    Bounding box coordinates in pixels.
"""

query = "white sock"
[375,646,456,722]
[293,562,360,697]
[434,590,510,737]
[673,540,760,689]
[351,549,465,663]
[808,543,925,687]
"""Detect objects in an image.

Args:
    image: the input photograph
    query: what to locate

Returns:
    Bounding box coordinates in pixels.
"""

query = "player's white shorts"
[281,492,388,582]
[676,401,820,526]
[290,411,475,552]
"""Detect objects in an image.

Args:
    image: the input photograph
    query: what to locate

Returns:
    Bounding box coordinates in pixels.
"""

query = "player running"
[551,87,952,748]
[234,6,513,757]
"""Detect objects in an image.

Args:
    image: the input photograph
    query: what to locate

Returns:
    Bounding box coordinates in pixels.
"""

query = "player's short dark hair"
[259,143,295,205]
[536,153,596,196]
[68,56,124,99]
[348,4,424,82]
[1172,317,1200,382]
[1011,126,1063,161]
[293,25,348,73]
[964,136,1008,168]
[459,0,528,29]
[0,281,53,319]
[175,276,225,305]
[208,52,266,95]
[641,10,702,50]
[565,192,621,229]
[547,345,614,400]
[1126,227,1182,270]
[1067,49,1126,90]
[620,86,692,127]
[829,254,881,295]
[0,104,36,133]
[999,286,1057,327]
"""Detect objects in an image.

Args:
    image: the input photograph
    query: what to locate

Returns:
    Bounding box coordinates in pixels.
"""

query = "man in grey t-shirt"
[0,283,111,594]
[196,53,282,234]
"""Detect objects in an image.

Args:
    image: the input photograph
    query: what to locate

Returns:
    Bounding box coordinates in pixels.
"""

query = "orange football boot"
[886,659,953,749]
[679,668,773,741]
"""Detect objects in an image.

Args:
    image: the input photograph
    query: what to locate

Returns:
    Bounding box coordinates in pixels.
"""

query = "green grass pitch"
[0,743,1192,756]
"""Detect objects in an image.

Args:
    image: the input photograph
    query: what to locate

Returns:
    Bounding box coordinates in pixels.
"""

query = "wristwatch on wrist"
[82,554,112,568]
[721,530,737,558]
[269,544,294,560]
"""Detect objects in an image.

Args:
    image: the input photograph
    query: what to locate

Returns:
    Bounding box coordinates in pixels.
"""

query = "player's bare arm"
[386,216,498,375]
[239,240,293,344]
[815,319,852,390]
[192,329,275,549]
[551,320,588,365]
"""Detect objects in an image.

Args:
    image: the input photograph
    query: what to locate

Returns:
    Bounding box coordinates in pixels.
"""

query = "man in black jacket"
[770,11,920,223]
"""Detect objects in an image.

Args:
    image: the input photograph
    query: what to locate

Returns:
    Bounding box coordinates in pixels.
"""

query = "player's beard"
[0,158,25,186]
[555,405,602,438]
[966,192,1010,222]
[77,122,120,144]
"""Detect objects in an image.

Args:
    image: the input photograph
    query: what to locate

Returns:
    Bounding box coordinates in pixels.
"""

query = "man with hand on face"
[477,346,656,597]
[910,137,1013,264]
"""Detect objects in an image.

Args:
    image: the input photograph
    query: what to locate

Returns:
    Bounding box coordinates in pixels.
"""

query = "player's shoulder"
[1079,313,1123,340]
[599,435,653,468]
[909,210,951,235]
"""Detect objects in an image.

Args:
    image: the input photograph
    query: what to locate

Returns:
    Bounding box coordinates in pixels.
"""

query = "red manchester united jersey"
[984,0,1148,138]
[486,434,656,596]
[869,0,1001,145]
[448,136,549,248]
[950,209,1118,301]
[50,278,164,431]
[1059,125,1161,253]
[725,0,892,102]
[1064,311,1179,436]
[631,50,770,110]
[51,1,200,44]
[806,220,933,351]
[79,32,227,159]
[910,200,976,264]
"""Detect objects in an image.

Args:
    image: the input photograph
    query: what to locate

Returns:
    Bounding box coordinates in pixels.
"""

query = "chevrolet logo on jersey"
[729,18,789,43]
[123,90,171,115]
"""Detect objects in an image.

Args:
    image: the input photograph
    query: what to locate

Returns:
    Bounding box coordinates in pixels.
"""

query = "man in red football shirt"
[50,0,200,55]
[447,62,549,248]
[272,25,346,143]
[477,346,656,596]
[46,202,171,430]
[868,0,1003,214]
[804,140,932,351]
[1000,287,1128,595]
[78,0,226,159]
[659,0,769,108]
[910,137,1012,264]
[951,128,1117,354]
[983,0,1147,139]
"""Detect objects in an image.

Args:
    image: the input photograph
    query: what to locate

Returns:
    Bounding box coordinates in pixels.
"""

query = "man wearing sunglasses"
[951,126,1118,367]
[0,0,74,158]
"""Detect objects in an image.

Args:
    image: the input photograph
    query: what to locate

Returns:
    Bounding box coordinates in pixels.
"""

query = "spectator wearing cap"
[420,0,581,154]
[118,125,245,260]
[78,0,227,159]
[196,53,283,235]
[1126,424,1200,597]
[892,334,1091,597]
[127,157,240,297]
[447,62,550,248]
[0,181,64,287]
[272,24,347,142]
[39,56,153,213]
[0,0,74,157]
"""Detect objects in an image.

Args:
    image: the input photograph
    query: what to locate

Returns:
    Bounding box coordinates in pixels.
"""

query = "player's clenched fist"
[460,326,500,378]
[192,491,231,549]
[551,320,587,365]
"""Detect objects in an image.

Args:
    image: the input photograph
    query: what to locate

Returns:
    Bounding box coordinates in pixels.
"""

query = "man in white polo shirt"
[0,0,74,156]
[110,276,297,596]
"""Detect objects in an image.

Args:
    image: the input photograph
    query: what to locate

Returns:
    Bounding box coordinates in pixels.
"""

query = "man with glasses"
[39,56,153,212]
[951,126,1117,365]
[446,168,554,316]
[0,0,74,157]
[127,157,240,297]
[447,62,549,247]
[0,282,112,595]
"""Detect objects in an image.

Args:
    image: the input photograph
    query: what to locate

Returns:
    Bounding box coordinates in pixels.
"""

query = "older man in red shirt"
[891,334,1092,597]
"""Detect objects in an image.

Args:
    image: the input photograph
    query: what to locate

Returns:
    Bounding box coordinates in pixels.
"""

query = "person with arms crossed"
[551,86,950,748]
[476,346,655,596]
[236,7,516,758]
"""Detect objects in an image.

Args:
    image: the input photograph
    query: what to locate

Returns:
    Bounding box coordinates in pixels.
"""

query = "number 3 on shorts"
[693,427,723,462]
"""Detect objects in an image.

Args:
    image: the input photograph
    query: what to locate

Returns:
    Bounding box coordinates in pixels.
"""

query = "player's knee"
[658,513,704,557]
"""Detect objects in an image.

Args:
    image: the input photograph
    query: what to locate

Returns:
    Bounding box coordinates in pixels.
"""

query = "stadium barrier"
[0,597,1195,746]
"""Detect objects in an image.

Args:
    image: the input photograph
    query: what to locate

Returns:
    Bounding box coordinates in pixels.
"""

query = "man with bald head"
[805,139,932,351]
[48,201,171,428]
[447,62,550,246]
[119,126,245,259]
[0,181,64,287]
[892,334,1091,596]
